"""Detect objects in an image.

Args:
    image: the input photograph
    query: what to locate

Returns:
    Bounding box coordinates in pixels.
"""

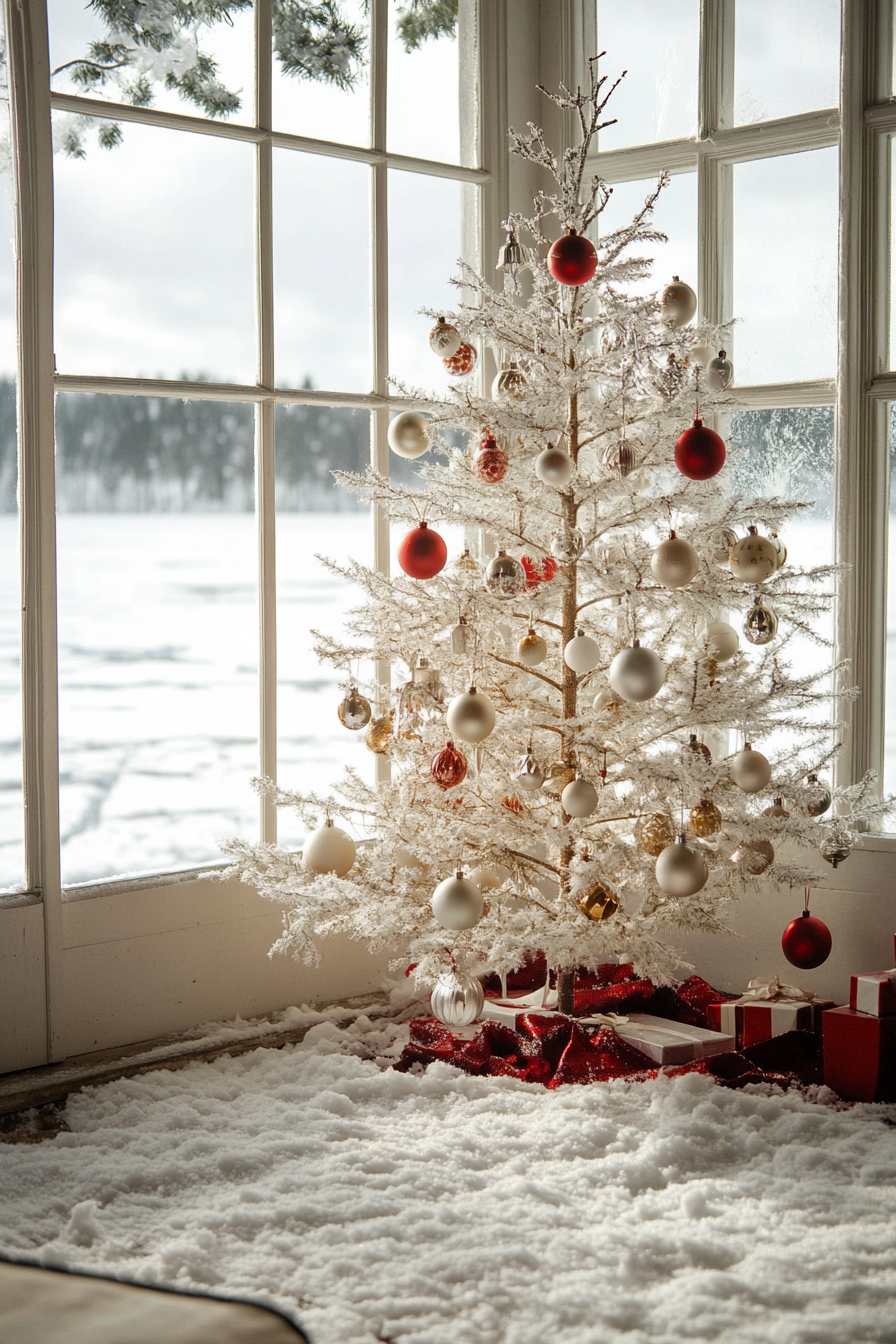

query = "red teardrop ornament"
[443,342,477,376]
[547,229,597,286]
[674,418,726,481]
[431,740,467,790]
[474,436,508,483]
[521,554,558,589]
[398,521,448,579]
[781,910,832,970]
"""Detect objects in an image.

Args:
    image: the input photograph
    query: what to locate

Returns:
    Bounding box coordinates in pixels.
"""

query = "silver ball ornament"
[534,445,575,487]
[561,776,599,818]
[483,550,527,600]
[430,966,485,1026]
[387,411,430,460]
[492,361,526,400]
[803,773,832,817]
[549,524,585,563]
[431,870,485,930]
[609,641,666,703]
[337,687,372,730]
[650,533,700,590]
[446,686,496,744]
[706,349,733,391]
[655,835,708,896]
[730,743,772,793]
[429,318,461,358]
[658,275,697,328]
[563,628,600,674]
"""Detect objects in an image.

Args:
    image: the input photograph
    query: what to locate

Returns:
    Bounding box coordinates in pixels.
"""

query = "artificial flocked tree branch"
[221,62,891,1011]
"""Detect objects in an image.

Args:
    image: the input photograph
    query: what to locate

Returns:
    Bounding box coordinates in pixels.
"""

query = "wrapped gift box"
[482,1001,734,1065]
[849,971,896,1018]
[706,998,834,1049]
[822,1006,896,1102]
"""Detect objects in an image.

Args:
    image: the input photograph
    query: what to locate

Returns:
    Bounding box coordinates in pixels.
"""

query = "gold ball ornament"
[577,879,619,922]
[731,838,775,875]
[453,547,480,575]
[690,797,722,837]
[730,526,778,584]
[638,813,676,857]
[387,411,430,460]
[337,687,372,730]
[365,713,393,754]
[651,532,700,590]
[658,275,697,328]
[518,627,548,667]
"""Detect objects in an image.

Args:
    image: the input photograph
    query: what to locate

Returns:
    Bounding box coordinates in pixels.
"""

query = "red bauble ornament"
[547,228,597,286]
[398,521,448,579]
[443,342,477,376]
[431,740,467,790]
[782,909,832,970]
[521,554,558,589]
[674,418,726,481]
[474,435,508,483]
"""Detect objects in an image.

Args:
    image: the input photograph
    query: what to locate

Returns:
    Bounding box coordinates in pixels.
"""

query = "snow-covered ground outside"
[0,996,894,1344]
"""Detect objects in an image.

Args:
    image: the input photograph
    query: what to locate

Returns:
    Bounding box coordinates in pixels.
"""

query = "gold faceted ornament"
[690,797,722,837]
[731,839,775,876]
[545,759,577,793]
[365,713,393,754]
[577,878,620,922]
[453,547,480,575]
[638,813,676,858]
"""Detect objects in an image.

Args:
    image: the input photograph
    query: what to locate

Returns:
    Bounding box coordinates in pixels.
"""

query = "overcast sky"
[0,1,843,390]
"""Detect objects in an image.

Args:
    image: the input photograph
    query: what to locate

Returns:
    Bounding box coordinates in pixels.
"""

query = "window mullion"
[255,0,277,842]
[370,0,391,786]
[6,0,65,1060]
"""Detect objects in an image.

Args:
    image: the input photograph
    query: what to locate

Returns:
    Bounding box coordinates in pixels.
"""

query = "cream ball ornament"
[446,686,496,744]
[303,819,356,877]
[534,444,575,488]
[730,743,772,793]
[650,532,700,589]
[387,411,430,460]
[730,526,778,584]
[658,275,697,328]
[563,628,600,674]
[517,628,548,667]
[655,835,709,896]
[699,620,739,662]
[609,640,666,703]
[431,870,485,931]
[562,775,599,818]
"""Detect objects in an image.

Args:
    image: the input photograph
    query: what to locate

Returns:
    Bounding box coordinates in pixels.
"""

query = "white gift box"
[481,1001,734,1065]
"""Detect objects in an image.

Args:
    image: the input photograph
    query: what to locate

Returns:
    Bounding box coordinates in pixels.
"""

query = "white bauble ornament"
[563,628,600,674]
[534,445,575,487]
[429,317,461,358]
[446,686,496,743]
[706,349,733,391]
[609,641,666,703]
[394,844,426,873]
[699,620,739,662]
[730,526,778,583]
[469,865,507,890]
[303,820,356,877]
[561,776,599,818]
[431,870,485,930]
[430,966,485,1026]
[730,743,772,793]
[650,532,700,589]
[517,628,548,667]
[658,275,697,328]
[387,411,430,459]
[655,835,708,896]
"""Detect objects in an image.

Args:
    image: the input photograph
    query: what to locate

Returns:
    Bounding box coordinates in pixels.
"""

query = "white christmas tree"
[221,63,888,1018]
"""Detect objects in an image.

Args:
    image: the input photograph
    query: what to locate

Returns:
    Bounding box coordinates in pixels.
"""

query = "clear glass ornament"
[549,523,584,563]
[491,361,526,400]
[483,550,526,599]
[337,687,372,730]
[601,440,638,477]
[803,773,832,817]
[708,527,737,568]
[820,834,852,868]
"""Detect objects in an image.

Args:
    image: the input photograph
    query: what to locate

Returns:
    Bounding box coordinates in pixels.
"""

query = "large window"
[2,0,486,890]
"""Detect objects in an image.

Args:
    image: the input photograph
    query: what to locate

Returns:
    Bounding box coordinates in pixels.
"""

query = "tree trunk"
[557,968,576,1016]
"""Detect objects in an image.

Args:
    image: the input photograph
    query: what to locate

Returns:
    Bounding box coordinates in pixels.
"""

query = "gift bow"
[732,974,816,1006]
[586,1012,630,1029]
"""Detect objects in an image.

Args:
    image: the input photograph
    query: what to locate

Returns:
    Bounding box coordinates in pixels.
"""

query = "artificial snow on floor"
[1,998,895,1344]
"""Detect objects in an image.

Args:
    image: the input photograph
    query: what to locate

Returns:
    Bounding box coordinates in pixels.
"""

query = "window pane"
[387,3,460,163]
[596,0,699,151]
[272,0,369,147]
[389,170,462,396]
[598,171,697,300]
[889,141,896,370]
[275,406,372,851]
[274,152,370,393]
[735,0,840,126]
[733,149,838,385]
[53,120,256,384]
[55,394,258,885]
[885,405,896,796]
[48,0,254,127]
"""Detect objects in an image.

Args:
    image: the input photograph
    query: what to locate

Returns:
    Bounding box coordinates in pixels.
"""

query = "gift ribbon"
[730,974,816,1006]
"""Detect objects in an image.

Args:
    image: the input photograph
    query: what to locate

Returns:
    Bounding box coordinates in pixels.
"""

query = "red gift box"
[706,998,833,1048]
[822,1006,896,1102]
[849,971,896,1018]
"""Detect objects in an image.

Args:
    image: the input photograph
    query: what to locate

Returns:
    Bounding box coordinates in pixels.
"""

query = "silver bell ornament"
[517,627,548,667]
[430,964,485,1026]
[650,532,700,590]
[337,686,372,730]
[429,317,461,359]
[730,743,772,793]
[446,686,496,744]
[563,628,600,674]
[387,411,430,460]
[484,550,527,599]
[658,275,697,328]
[708,526,737,568]
[706,349,733,391]
[601,439,638,478]
[821,834,852,868]
[803,773,832,817]
[549,523,585,564]
[534,444,575,487]
[303,819,356,877]
[513,749,547,791]
[743,599,778,645]
[492,361,526,400]
[730,526,778,584]
[431,870,485,931]
[496,227,525,273]
[561,775,599,818]
[655,834,708,896]
[699,620,740,662]
[609,640,666,703]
